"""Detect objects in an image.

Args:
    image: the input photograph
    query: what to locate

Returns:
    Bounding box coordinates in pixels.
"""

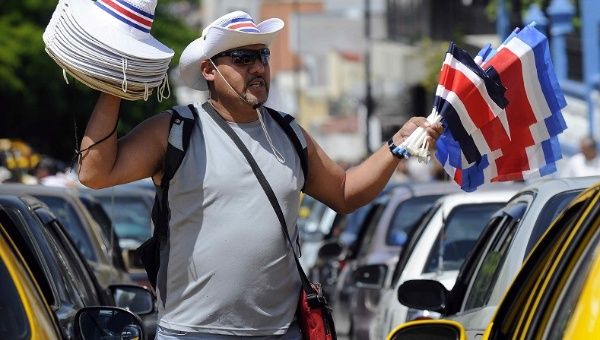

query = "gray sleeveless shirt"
[157,103,304,336]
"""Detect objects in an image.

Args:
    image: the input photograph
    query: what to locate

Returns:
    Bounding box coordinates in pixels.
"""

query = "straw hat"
[178,10,284,91]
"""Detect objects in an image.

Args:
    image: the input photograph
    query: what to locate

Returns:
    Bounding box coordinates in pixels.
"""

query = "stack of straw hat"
[43,0,174,101]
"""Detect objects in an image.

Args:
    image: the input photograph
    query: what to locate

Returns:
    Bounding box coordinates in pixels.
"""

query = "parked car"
[311,188,391,303]
[297,194,339,271]
[393,176,600,339]
[330,181,460,338]
[309,181,404,300]
[86,183,154,246]
[370,188,516,339]
[0,194,153,339]
[387,180,600,339]
[0,184,131,289]
[79,193,128,273]
[86,182,155,267]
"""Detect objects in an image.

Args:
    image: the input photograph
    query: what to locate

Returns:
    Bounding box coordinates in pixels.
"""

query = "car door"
[450,201,528,339]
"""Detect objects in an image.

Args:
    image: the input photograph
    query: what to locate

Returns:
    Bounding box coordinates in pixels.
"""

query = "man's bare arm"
[78,93,171,189]
[303,117,442,213]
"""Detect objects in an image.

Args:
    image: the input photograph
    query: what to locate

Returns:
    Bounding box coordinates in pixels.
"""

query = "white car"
[370,189,517,339]
[389,175,600,339]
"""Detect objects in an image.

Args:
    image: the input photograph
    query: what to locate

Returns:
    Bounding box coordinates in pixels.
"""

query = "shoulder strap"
[264,107,309,190]
[153,105,196,240]
[161,105,197,187]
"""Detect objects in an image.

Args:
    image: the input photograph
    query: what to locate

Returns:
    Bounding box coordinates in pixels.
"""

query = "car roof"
[509,176,600,201]
[434,189,518,214]
[389,181,460,198]
[0,183,81,201]
[84,182,155,197]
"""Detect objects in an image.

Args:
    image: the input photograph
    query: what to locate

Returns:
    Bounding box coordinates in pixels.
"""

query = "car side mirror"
[397,279,448,312]
[387,319,464,340]
[352,264,387,289]
[317,240,343,259]
[75,306,145,340]
[110,284,155,316]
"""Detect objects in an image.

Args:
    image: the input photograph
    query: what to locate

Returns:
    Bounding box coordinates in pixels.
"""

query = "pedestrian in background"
[77,10,442,339]
[563,136,600,177]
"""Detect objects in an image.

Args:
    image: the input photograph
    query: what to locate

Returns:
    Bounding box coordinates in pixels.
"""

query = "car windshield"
[338,203,373,246]
[298,196,329,233]
[0,256,30,340]
[35,195,96,261]
[386,195,443,246]
[96,196,152,243]
[424,203,505,273]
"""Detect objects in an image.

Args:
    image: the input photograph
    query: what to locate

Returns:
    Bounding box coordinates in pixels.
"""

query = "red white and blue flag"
[435,24,567,191]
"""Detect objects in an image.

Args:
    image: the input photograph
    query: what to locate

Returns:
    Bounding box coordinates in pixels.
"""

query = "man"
[78,10,442,339]
[563,136,600,177]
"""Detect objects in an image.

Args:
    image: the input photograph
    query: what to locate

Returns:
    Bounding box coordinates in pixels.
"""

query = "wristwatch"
[387,138,406,160]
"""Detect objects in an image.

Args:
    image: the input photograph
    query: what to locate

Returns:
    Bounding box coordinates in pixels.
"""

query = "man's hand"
[392,116,444,149]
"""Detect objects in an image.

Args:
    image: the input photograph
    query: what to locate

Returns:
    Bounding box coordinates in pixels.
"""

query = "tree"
[0,0,199,162]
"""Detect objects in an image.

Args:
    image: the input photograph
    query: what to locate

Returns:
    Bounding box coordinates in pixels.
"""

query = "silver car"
[331,181,460,339]
[371,188,518,339]
[391,176,600,339]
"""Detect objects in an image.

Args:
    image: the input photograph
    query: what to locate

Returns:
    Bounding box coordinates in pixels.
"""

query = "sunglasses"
[211,48,270,66]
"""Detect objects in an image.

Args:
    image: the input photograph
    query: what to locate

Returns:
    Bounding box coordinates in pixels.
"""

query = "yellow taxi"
[387,181,600,340]
[0,225,62,339]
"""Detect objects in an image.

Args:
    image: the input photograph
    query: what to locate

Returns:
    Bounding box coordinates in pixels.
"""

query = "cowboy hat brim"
[178,18,284,91]
[69,0,174,60]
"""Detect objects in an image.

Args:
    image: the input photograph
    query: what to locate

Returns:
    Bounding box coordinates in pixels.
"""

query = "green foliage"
[418,38,450,100]
[0,0,199,161]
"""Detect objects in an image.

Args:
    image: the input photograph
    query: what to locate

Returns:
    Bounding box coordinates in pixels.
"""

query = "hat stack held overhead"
[43,0,174,101]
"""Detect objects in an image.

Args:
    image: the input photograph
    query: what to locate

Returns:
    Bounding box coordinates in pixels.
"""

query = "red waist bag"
[297,282,336,340]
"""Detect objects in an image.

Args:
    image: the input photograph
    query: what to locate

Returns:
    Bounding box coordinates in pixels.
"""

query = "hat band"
[223,17,260,33]
[96,0,154,33]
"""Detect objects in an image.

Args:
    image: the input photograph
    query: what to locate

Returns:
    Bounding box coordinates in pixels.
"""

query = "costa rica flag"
[435,24,567,191]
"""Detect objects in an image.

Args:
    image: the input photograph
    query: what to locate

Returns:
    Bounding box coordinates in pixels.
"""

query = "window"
[354,203,387,259]
[423,203,505,274]
[386,195,442,246]
[97,196,153,243]
[0,256,30,340]
[390,203,440,286]
[35,196,96,261]
[0,208,58,306]
[40,222,97,308]
[525,190,583,255]
[339,203,373,246]
[462,209,522,310]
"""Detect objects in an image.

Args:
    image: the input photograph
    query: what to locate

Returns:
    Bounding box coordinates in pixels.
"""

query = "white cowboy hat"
[69,0,174,60]
[178,10,284,91]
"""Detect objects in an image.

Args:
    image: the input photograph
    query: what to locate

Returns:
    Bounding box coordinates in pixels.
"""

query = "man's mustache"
[246,76,266,86]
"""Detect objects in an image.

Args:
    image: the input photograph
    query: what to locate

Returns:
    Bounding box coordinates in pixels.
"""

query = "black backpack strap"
[140,105,196,291]
[264,107,309,191]
[153,105,197,239]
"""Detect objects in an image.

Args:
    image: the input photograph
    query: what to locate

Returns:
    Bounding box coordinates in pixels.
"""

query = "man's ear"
[200,60,216,82]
